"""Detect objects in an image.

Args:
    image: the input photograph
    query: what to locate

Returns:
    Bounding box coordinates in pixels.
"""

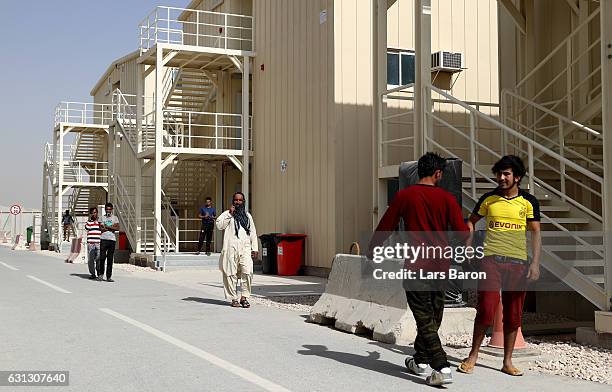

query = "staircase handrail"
[112,89,139,153]
[425,110,604,260]
[515,7,600,92]
[502,88,603,173]
[429,85,602,184]
[113,173,139,252]
[161,189,179,252]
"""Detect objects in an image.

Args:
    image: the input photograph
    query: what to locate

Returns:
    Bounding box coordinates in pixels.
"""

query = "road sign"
[9,205,21,215]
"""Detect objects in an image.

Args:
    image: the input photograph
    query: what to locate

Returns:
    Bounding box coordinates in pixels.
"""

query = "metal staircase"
[164,68,217,113]
[424,84,606,310]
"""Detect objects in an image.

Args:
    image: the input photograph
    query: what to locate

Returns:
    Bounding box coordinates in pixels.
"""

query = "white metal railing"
[162,68,181,106]
[62,160,108,184]
[140,216,174,269]
[161,190,179,253]
[502,89,603,173]
[157,109,252,151]
[178,218,215,250]
[139,6,254,54]
[54,102,114,127]
[424,84,606,309]
[112,90,140,153]
[379,83,500,167]
[113,174,139,253]
[513,7,601,122]
[379,84,416,167]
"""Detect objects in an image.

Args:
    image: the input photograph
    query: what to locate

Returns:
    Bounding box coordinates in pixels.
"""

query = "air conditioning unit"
[431,51,464,72]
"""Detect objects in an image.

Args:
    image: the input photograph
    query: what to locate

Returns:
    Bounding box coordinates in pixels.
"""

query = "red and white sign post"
[9,204,22,241]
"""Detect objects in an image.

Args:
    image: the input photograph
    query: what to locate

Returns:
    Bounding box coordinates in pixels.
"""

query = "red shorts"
[475,256,528,330]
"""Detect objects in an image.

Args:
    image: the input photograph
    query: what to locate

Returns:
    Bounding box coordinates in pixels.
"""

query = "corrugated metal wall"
[252,0,336,269]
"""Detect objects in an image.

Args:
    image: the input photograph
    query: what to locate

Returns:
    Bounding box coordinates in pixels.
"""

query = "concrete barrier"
[65,238,84,263]
[309,254,476,345]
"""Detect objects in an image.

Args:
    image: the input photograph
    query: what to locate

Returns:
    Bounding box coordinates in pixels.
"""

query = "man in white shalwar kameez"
[216,192,258,308]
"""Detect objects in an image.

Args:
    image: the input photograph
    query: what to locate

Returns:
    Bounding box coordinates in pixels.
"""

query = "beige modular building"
[42,0,612,324]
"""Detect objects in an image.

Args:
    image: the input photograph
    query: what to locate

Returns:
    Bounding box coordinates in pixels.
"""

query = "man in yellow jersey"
[458,155,541,377]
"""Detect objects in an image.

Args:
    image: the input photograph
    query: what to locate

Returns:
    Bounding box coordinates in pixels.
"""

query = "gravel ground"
[445,333,612,385]
[527,335,612,385]
[249,295,320,312]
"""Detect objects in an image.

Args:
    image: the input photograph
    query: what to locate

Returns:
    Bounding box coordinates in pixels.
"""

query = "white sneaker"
[405,358,429,375]
[426,367,453,386]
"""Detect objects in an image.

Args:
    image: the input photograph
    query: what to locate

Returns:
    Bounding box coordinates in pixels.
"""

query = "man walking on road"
[197,197,216,255]
[62,209,74,242]
[85,207,101,280]
[216,192,258,308]
[98,202,120,282]
[458,155,541,377]
[368,152,469,386]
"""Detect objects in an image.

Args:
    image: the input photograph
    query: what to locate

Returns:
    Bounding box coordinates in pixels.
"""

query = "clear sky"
[0,0,188,210]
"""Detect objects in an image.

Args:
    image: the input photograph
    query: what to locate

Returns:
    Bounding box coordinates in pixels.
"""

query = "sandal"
[501,366,523,376]
[231,300,241,307]
[240,298,251,308]
[457,359,475,374]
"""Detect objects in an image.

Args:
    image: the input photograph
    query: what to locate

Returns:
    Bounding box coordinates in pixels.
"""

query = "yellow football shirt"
[473,189,540,260]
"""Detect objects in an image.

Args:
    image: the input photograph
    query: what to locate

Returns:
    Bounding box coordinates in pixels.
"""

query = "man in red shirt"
[368,152,468,386]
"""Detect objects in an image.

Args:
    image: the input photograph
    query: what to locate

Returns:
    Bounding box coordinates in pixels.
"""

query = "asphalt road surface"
[0,246,606,392]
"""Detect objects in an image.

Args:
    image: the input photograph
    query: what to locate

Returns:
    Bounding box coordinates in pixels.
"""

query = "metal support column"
[241,56,250,211]
[414,0,431,157]
[136,64,144,253]
[154,48,163,257]
[373,0,388,226]
[215,162,223,252]
[56,125,65,247]
[600,0,612,311]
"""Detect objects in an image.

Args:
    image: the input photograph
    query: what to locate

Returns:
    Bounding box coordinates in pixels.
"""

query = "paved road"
[0,246,606,392]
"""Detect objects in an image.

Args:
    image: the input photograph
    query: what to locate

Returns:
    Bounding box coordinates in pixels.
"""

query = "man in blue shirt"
[197,197,216,255]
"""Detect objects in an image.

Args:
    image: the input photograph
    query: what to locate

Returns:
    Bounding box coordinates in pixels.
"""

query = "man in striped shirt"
[85,207,102,280]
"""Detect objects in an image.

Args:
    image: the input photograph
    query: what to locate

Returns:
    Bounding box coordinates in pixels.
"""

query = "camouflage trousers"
[405,280,450,371]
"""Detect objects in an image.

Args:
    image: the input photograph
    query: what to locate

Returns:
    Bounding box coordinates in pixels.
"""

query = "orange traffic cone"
[488,297,527,349]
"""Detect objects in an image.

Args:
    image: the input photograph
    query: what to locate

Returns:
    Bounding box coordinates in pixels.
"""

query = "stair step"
[540,205,571,212]
[568,259,604,267]
[545,244,603,251]
[587,275,604,284]
[541,217,590,225]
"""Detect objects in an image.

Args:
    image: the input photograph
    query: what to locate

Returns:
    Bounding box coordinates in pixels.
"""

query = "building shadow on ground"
[297,344,429,385]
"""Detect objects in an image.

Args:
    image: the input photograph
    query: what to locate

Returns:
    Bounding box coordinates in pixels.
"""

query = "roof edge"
[90,50,140,96]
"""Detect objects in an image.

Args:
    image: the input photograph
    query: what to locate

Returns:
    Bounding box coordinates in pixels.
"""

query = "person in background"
[216,192,258,308]
[98,202,120,282]
[197,197,216,256]
[62,210,74,242]
[85,207,101,280]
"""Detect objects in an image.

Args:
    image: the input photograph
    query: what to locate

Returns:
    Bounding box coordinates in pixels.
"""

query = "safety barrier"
[309,254,476,344]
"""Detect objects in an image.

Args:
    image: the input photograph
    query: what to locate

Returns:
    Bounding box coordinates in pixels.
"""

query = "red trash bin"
[276,234,307,276]
[118,232,128,250]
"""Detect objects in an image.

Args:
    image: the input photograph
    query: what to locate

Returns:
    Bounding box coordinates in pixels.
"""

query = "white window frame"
[387,48,415,89]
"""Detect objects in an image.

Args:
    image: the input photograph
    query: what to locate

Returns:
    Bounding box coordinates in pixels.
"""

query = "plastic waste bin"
[259,233,281,274]
[26,226,33,244]
[276,234,307,276]
[118,232,128,250]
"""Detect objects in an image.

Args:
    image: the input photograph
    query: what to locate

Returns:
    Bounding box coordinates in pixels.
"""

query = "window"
[387,50,415,87]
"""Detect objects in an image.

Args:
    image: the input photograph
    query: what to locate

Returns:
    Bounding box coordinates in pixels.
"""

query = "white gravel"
[445,333,612,385]
[527,335,612,385]
[249,295,320,313]
[113,263,157,273]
